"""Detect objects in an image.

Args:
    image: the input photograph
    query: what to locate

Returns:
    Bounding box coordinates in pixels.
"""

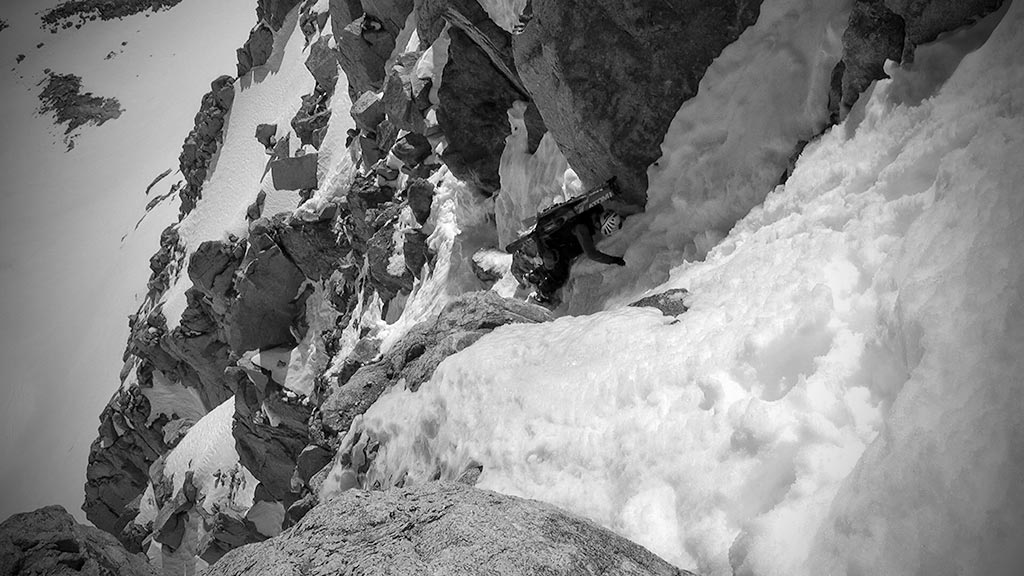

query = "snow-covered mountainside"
[0,0,253,524]
[5,0,1022,574]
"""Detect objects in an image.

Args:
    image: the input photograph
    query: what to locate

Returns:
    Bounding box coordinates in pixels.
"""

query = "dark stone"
[403,230,430,278]
[291,88,332,149]
[203,482,696,576]
[435,1,524,194]
[305,35,339,91]
[258,0,303,30]
[629,288,690,317]
[236,24,274,78]
[296,445,333,484]
[0,505,159,576]
[330,0,364,40]
[382,53,431,133]
[351,90,386,132]
[406,178,434,224]
[231,370,312,502]
[885,0,1005,45]
[514,0,764,205]
[360,0,414,37]
[255,123,277,149]
[392,132,432,167]
[336,16,392,96]
[272,212,353,281]
[366,217,415,300]
[270,153,319,190]
[224,242,307,353]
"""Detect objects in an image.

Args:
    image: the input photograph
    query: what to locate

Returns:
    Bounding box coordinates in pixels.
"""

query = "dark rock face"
[316,292,552,441]
[0,506,159,576]
[204,482,695,576]
[885,0,1004,45]
[224,238,307,353]
[514,0,763,205]
[36,71,123,150]
[272,212,352,282]
[178,75,235,218]
[830,0,1005,122]
[382,53,432,133]
[630,288,690,317]
[237,24,274,78]
[291,87,332,148]
[41,0,182,32]
[258,0,303,30]
[270,153,319,190]
[230,368,311,502]
[361,0,414,36]
[434,0,527,194]
[305,35,339,91]
[351,90,385,132]
[83,386,169,539]
[336,16,396,96]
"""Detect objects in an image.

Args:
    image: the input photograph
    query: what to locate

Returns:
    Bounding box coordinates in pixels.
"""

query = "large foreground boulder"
[513,0,764,205]
[204,482,696,576]
[0,506,158,576]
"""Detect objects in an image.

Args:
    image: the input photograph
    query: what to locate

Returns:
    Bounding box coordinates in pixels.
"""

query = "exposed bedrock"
[0,506,158,576]
[204,482,696,576]
[427,0,542,194]
[178,76,235,219]
[258,0,304,31]
[314,291,552,444]
[229,366,312,504]
[83,386,169,541]
[830,0,1005,121]
[224,223,308,354]
[513,0,764,206]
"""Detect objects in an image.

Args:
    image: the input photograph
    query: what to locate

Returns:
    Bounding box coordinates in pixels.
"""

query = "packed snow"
[323,1,1024,575]
[0,0,253,521]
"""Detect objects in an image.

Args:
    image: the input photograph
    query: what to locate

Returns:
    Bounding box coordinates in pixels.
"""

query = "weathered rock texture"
[830,0,1005,121]
[513,0,764,205]
[630,288,690,317]
[258,0,303,30]
[178,75,235,217]
[37,71,123,150]
[0,505,158,576]
[40,0,182,31]
[315,291,552,443]
[205,482,695,576]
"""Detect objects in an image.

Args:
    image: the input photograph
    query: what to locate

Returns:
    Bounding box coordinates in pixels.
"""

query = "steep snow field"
[0,0,253,520]
[330,2,1024,575]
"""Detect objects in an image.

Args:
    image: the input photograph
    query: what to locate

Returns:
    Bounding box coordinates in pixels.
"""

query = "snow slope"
[327,2,1024,575]
[0,0,253,521]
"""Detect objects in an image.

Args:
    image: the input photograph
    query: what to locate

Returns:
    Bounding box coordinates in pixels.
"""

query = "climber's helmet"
[598,210,622,236]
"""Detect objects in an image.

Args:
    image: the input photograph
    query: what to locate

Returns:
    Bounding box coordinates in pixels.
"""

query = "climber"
[512,205,627,304]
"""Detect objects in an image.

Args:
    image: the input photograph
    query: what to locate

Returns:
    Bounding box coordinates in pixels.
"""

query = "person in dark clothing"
[513,206,625,303]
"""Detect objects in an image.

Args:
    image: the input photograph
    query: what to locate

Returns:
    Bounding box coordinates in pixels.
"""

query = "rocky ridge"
[36,71,123,151]
[65,0,1010,574]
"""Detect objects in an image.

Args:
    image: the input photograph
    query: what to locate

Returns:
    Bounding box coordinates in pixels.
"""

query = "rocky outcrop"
[37,71,123,151]
[40,0,182,32]
[0,506,158,576]
[230,366,311,503]
[291,87,333,148]
[204,482,695,576]
[514,0,763,205]
[429,0,532,193]
[178,75,235,218]
[224,223,308,353]
[270,153,319,190]
[236,24,274,78]
[83,385,170,540]
[830,0,1005,121]
[258,0,303,31]
[630,288,690,317]
[315,291,552,442]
